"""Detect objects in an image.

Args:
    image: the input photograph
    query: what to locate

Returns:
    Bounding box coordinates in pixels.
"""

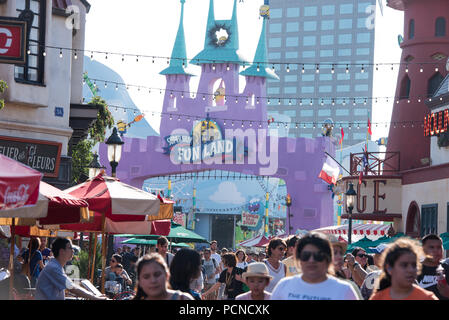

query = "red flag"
[368,118,372,136]
[339,128,345,145]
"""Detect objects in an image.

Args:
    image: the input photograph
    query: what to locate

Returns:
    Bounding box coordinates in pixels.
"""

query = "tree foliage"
[0,80,8,110]
[71,96,114,184]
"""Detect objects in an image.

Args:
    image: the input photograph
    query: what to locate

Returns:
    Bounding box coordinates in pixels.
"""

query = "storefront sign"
[424,108,449,137]
[0,136,62,177]
[0,18,27,64]
[164,118,235,163]
[241,211,260,228]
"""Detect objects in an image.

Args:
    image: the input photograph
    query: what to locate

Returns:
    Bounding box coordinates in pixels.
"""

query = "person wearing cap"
[329,235,363,300]
[360,243,388,300]
[235,263,272,300]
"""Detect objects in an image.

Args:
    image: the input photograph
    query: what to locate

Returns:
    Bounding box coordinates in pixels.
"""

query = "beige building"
[341,75,449,239]
[0,0,97,188]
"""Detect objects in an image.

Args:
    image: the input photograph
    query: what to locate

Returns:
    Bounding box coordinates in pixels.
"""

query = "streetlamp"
[286,194,292,234]
[345,182,357,245]
[88,153,106,178]
[105,127,124,177]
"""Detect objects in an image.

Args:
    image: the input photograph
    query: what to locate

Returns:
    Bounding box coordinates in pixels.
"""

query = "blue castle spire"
[191,0,247,66]
[160,0,192,75]
[240,5,278,80]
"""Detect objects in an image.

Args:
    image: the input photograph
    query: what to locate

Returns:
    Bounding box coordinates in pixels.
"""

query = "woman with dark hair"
[169,248,202,300]
[203,253,245,300]
[271,232,359,300]
[21,237,44,287]
[236,249,248,270]
[264,238,287,293]
[370,239,438,300]
[133,253,193,300]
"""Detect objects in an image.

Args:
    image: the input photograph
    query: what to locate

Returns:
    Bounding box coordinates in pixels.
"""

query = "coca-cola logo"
[3,184,30,208]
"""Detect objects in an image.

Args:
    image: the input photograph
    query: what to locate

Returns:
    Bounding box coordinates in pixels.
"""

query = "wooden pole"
[8,219,15,300]
[90,232,98,284]
[87,232,93,281]
[100,213,107,293]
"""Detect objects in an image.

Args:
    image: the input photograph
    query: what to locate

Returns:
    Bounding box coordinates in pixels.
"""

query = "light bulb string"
[88,77,441,105]
[105,102,426,129]
[36,43,447,69]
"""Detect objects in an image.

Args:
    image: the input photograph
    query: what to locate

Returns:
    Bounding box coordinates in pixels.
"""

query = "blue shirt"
[35,258,74,300]
[22,249,43,278]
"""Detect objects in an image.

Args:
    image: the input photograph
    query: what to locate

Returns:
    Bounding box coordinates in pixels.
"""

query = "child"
[370,238,438,300]
[235,262,272,300]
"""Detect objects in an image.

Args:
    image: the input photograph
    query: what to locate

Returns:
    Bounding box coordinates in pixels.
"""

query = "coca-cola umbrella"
[63,172,161,292]
[0,154,42,213]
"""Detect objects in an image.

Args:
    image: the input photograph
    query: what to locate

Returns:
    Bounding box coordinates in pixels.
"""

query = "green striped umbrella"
[132,222,208,243]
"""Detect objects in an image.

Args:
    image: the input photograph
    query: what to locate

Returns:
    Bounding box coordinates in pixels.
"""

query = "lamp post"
[286,193,292,234]
[105,127,124,178]
[88,153,106,179]
[345,182,357,245]
[103,127,124,293]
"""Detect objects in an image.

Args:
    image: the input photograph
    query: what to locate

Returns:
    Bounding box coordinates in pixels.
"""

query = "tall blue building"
[266,0,376,146]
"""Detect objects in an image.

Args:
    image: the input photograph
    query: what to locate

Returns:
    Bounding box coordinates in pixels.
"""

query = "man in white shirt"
[210,241,222,280]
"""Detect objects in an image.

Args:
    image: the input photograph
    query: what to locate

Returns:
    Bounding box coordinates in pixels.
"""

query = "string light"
[316,64,320,73]
[286,64,290,73]
[59,49,63,58]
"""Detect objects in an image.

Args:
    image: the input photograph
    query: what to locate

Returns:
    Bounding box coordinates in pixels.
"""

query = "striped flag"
[368,118,372,136]
[339,127,345,145]
[319,155,340,185]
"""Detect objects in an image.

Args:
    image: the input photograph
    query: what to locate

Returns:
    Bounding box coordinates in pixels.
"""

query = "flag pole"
[324,152,351,175]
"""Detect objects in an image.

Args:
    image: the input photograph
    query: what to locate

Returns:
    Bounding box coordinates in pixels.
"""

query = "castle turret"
[386,0,449,170]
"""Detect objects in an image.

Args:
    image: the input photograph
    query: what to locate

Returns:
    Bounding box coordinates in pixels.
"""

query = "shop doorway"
[211,215,235,250]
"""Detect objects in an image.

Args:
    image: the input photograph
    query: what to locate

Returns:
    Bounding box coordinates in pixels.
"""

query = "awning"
[313,223,394,237]
[238,234,270,247]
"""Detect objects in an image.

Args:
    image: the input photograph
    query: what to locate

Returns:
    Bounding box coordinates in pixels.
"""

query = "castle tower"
[386,0,449,170]
[159,0,193,138]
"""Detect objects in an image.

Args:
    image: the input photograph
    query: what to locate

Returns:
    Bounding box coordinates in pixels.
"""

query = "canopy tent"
[238,234,271,248]
[132,222,208,243]
[121,238,191,248]
[0,154,42,212]
[441,232,449,250]
[313,223,394,239]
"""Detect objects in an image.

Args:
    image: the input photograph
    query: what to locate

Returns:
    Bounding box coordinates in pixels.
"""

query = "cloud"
[209,182,246,205]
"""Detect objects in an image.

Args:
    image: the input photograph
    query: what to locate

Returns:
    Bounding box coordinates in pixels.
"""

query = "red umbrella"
[0,154,42,211]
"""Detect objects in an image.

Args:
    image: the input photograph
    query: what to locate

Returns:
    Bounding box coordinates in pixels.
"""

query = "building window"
[285,51,298,59]
[270,8,282,19]
[400,75,411,99]
[355,84,369,92]
[268,52,281,59]
[338,48,352,56]
[286,22,299,32]
[336,109,349,116]
[321,20,335,31]
[286,7,300,18]
[15,0,46,84]
[319,86,332,93]
[337,85,350,92]
[435,17,446,37]
[357,33,371,44]
[421,204,438,236]
[358,2,372,13]
[318,109,331,117]
[286,37,299,47]
[320,50,333,57]
[267,87,280,94]
[322,5,335,16]
[304,6,317,17]
[320,35,334,45]
[302,51,315,58]
[339,19,353,30]
[338,34,352,44]
[284,75,297,82]
[354,109,368,116]
[300,110,313,117]
[269,38,282,48]
[427,72,444,97]
[356,48,370,55]
[284,87,297,94]
[304,21,317,31]
[269,23,282,33]
[303,36,316,46]
[409,19,415,39]
[302,75,315,82]
[340,4,353,14]
[301,86,314,94]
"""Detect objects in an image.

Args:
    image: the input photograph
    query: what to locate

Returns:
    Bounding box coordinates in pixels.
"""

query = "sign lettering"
[424,108,449,137]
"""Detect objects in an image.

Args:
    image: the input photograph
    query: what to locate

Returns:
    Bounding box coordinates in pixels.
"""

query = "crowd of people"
[2,231,448,300]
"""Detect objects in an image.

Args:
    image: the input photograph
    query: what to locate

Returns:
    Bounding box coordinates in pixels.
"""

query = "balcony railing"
[350,152,400,176]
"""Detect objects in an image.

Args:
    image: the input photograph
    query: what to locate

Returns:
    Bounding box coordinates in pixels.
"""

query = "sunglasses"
[299,251,327,262]
[357,254,368,258]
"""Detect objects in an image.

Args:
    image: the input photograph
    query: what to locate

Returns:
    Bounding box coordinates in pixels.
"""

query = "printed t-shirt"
[35,258,74,300]
[202,259,217,285]
[270,275,359,300]
[417,263,449,300]
[369,285,438,300]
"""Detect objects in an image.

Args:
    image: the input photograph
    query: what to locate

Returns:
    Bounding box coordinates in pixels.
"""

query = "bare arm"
[203,282,221,297]
[68,284,108,300]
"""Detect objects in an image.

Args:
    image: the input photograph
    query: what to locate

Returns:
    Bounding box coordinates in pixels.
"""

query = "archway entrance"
[406,201,420,238]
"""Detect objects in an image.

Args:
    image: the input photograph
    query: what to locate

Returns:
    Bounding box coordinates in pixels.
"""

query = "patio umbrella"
[0,154,42,212]
[133,221,208,243]
[63,172,160,292]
